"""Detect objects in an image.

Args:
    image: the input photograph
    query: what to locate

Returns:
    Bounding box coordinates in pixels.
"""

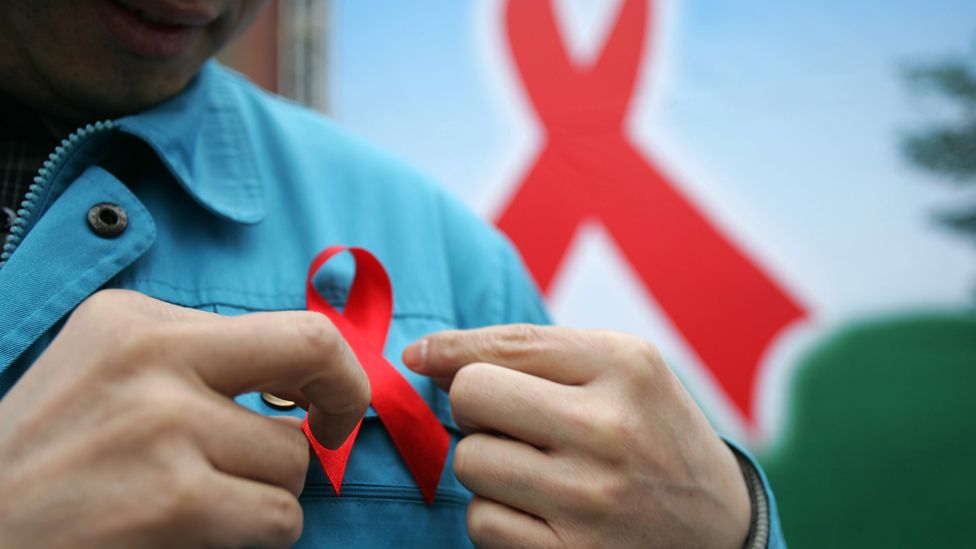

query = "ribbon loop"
[505,0,646,128]
[302,246,449,504]
[305,247,393,348]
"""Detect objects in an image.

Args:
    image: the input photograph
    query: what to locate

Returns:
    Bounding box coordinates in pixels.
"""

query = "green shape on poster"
[761,312,976,548]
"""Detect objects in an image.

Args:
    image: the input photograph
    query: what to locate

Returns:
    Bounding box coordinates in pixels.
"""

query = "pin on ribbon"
[301,246,449,504]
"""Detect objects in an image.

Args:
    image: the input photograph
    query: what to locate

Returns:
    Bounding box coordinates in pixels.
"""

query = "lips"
[111,0,218,27]
[95,0,215,58]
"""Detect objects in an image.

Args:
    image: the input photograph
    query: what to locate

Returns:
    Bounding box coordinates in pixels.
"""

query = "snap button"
[261,392,297,411]
[87,203,128,238]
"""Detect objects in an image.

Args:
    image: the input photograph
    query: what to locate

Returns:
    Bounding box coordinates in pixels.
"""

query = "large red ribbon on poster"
[498,0,806,426]
[301,246,449,504]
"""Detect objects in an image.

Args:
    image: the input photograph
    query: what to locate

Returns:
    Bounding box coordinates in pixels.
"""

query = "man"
[0,1,784,547]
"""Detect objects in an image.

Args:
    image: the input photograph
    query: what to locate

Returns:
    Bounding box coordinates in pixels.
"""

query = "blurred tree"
[902,42,976,241]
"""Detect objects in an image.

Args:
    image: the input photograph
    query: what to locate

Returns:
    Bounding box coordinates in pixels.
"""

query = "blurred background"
[223,1,976,546]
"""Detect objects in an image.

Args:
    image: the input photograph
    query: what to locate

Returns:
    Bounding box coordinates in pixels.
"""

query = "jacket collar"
[116,62,265,224]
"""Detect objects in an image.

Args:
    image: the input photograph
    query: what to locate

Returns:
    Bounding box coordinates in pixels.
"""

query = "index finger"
[180,311,370,449]
[402,324,605,386]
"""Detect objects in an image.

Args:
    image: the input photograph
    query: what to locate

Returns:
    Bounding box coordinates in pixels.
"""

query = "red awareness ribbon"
[498,0,806,428]
[300,246,449,504]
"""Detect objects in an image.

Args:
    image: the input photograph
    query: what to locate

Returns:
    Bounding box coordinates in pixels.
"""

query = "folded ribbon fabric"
[301,246,450,504]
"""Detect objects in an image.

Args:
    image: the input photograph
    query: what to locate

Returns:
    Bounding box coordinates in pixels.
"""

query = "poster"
[327,1,976,545]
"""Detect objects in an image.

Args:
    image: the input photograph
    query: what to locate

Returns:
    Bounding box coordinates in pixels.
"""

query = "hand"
[403,325,750,549]
[0,290,369,549]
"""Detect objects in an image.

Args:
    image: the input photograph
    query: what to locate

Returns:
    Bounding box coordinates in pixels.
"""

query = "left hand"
[403,325,751,549]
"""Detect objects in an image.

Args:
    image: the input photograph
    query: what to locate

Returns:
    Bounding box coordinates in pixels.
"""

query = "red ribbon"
[498,0,806,428]
[301,246,449,504]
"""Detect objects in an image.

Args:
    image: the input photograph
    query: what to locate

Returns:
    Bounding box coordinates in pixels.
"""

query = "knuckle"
[451,436,478,481]
[558,472,617,519]
[571,403,635,462]
[111,324,173,368]
[583,478,627,521]
[465,498,496,546]
[170,470,204,514]
[289,311,343,360]
[449,364,491,418]
[506,323,542,344]
[615,336,661,386]
[590,473,628,511]
[133,381,194,436]
[449,364,478,403]
[635,338,664,369]
[564,399,595,436]
[288,313,372,412]
[426,332,458,364]
[149,464,207,527]
[260,490,303,545]
[595,406,630,438]
[66,291,137,349]
[497,324,545,359]
[70,295,204,376]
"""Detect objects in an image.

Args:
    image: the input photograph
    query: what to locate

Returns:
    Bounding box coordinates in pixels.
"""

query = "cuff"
[733,446,769,549]
[723,438,788,549]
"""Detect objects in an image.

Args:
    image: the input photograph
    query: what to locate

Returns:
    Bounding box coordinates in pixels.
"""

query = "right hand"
[0,290,370,549]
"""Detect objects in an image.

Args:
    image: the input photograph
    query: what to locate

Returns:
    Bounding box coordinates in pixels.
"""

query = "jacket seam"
[121,278,456,322]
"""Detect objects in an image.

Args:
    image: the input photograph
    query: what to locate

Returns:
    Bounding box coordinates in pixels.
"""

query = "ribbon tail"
[303,417,363,496]
[413,422,450,505]
[366,357,451,504]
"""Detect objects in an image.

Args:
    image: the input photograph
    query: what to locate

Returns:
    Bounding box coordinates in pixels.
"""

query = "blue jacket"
[0,62,784,547]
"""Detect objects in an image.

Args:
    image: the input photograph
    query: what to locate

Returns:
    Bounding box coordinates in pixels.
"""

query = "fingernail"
[403,338,429,370]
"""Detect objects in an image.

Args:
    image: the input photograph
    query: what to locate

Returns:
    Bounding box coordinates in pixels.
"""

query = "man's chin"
[37,68,198,122]
[74,86,185,119]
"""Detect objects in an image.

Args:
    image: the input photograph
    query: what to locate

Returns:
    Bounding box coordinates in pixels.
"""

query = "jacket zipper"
[0,120,117,269]
[301,482,469,505]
